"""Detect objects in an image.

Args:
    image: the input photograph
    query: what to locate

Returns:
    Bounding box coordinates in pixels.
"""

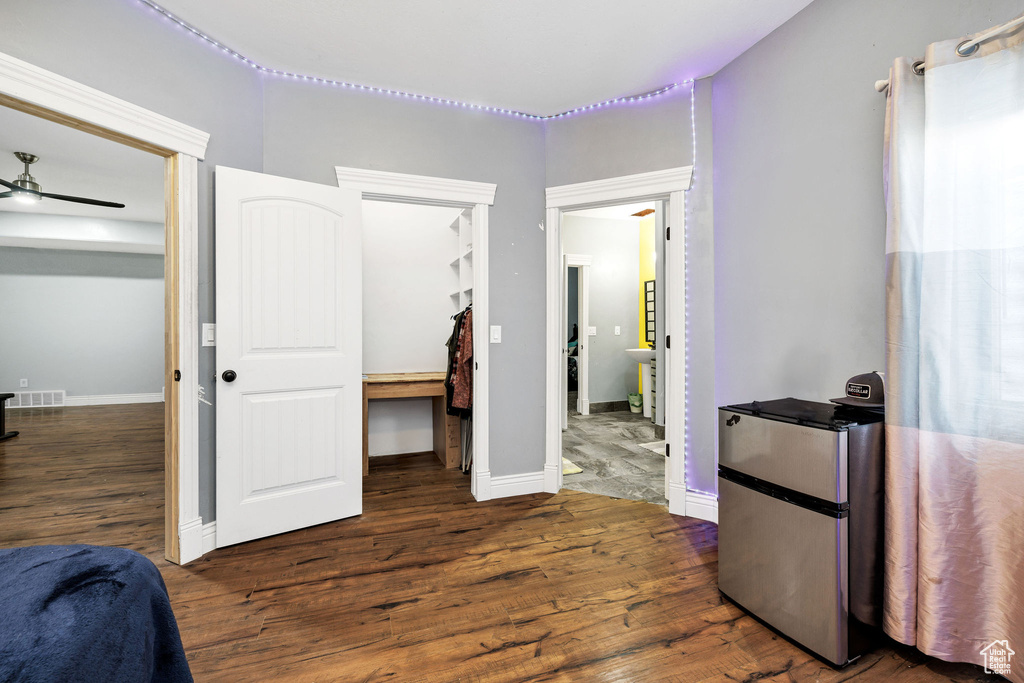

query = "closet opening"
[335,165,495,501]
[558,202,667,506]
[361,201,475,480]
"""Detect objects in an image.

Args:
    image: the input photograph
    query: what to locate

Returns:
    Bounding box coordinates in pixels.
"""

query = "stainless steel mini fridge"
[717,398,884,666]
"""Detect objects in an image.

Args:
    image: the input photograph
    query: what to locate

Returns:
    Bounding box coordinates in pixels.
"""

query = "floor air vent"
[8,390,66,408]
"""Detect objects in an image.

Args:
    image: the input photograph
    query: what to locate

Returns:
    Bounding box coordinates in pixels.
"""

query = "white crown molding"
[335,166,496,206]
[0,51,210,159]
[546,166,693,209]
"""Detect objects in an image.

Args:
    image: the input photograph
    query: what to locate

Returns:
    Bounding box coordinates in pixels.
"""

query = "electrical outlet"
[19,379,28,388]
[614,326,621,336]
[588,326,597,336]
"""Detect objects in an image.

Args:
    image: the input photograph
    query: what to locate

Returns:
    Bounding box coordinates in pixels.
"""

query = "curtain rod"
[956,13,1024,56]
[874,13,1024,93]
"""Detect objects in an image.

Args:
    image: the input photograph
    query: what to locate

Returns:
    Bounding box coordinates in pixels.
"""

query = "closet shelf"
[461,248,473,262]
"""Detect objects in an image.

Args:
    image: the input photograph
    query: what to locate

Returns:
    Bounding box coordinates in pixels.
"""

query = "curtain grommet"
[956,40,980,57]
[912,60,926,75]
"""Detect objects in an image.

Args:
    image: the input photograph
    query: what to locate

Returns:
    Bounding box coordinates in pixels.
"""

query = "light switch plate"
[202,323,216,346]
[588,326,597,336]
[490,325,501,343]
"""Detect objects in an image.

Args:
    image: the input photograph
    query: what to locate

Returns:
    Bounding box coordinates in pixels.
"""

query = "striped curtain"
[882,15,1024,680]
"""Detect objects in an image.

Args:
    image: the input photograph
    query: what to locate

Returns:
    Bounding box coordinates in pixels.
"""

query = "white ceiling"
[154,0,815,116]
[0,1,813,222]
[0,105,164,223]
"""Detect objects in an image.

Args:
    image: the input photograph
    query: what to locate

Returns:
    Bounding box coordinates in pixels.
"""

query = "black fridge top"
[721,397,883,430]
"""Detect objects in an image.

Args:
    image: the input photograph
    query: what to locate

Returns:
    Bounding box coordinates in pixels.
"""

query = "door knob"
[222,370,237,383]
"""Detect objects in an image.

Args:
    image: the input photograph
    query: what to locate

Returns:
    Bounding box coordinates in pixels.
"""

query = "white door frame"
[0,50,210,563]
[545,167,692,514]
[335,166,497,501]
[563,255,591,427]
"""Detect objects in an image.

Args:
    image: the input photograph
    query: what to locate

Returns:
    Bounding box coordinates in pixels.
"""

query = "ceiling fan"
[0,152,125,208]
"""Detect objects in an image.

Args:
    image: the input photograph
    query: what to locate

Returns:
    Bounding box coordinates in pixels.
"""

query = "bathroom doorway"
[558,202,667,505]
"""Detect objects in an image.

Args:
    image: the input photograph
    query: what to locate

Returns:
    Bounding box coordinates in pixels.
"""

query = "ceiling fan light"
[13,190,41,204]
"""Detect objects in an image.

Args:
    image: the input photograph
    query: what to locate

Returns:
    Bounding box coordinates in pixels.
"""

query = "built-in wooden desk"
[362,372,461,475]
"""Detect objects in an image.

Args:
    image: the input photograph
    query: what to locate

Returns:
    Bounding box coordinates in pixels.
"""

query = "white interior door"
[215,166,362,548]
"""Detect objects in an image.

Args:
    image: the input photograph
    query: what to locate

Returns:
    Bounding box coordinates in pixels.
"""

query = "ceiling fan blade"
[39,192,126,209]
[0,178,18,191]
[0,192,11,199]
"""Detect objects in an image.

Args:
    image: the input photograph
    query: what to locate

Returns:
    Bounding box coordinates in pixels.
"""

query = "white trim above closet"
[335,167,496,206]
[334,166,496,501]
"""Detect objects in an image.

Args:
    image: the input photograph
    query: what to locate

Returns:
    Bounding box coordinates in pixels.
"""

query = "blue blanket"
[0,545,192,683]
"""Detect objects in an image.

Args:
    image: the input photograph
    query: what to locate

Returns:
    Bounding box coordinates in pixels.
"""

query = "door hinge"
[666,226,670,240]
[666,335,671,349]
[666,443,670,458]
[173,369,181,382]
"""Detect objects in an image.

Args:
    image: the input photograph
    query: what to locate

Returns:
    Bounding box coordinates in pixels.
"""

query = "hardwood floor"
[0,404,1001,682]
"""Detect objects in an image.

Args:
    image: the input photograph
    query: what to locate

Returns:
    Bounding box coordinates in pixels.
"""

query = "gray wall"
[261,79,548,478]
[0,245,163,396]
[562,215,641,404]
[711,0,1020,425]
[545,85,694,187]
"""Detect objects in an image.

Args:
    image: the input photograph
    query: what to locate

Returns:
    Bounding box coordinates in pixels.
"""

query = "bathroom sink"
[626,348,655,364]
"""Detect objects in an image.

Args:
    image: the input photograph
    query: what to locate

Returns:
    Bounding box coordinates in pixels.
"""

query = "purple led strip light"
[137,0,691,120]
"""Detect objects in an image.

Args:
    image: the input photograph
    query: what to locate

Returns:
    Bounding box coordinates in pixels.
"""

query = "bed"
[0,545,192,683]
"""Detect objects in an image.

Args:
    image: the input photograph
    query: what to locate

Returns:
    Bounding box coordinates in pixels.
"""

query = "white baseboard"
[473,469,491,502]
[543,463,560,493]
[668,482,687,516]
[685,489,719,524]
[202,521,217,555]
[66,392,164,406]
[178,517,205,564]
[490,471,545,499]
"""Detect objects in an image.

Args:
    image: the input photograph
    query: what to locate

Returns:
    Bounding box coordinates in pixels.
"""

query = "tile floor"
[562,391,667,506]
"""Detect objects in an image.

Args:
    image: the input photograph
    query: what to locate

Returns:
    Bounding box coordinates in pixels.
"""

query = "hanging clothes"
[452,308,473,410]
[445,306,472,418]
